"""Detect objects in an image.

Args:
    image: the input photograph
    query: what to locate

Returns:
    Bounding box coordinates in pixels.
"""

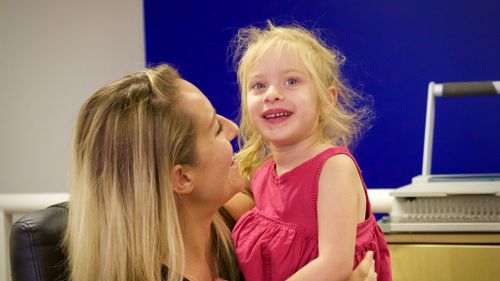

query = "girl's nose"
[264,86,284,103]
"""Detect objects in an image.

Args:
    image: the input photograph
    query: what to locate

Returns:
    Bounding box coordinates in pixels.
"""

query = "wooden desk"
[385,233,500,281]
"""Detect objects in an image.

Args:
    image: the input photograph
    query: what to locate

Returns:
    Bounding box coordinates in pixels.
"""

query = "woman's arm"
[349,251,376,281]
[223,190,255,221]
[287,154,366,281]
[223,163,255,221]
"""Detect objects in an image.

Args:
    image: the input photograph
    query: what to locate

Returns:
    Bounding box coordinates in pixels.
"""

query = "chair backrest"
[10,202,68,281]
[8,202,239,281]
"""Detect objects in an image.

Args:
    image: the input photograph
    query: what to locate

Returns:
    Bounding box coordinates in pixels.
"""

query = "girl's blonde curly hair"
[231,21,373,180]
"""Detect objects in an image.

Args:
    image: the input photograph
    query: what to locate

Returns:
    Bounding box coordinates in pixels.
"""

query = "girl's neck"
[270,134,332,176]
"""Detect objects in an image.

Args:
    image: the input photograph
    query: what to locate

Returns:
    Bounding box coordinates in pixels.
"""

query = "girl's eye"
[285,77,298,86]
[216,121,224,136]
[251,82,266,90]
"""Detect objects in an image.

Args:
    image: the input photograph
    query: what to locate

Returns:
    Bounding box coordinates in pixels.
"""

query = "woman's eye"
[216,121,224,136]
[285,78,298,86]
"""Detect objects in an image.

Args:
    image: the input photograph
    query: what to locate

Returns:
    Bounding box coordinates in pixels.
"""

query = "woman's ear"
[328,86,337,105]
[171,164,194,194]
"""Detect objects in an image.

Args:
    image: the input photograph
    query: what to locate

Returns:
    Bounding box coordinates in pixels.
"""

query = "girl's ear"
[328,86,337,105]
[171,164,195,194]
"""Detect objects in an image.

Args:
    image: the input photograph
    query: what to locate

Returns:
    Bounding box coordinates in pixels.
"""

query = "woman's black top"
[161,265,190,281]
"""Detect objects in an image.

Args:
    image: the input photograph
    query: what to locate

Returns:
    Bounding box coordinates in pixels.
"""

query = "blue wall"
[144,1,500,189]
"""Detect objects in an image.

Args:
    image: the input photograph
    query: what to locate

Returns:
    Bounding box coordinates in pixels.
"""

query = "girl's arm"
[287,154,365,281]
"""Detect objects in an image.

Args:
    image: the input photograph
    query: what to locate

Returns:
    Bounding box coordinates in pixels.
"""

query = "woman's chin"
[227,165,246,192]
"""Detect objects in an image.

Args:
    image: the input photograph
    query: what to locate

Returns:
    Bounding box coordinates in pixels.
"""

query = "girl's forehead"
[248,45,308,74]
[252,40,301,61]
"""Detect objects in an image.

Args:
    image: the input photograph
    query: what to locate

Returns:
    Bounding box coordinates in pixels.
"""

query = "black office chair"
[9,202,237,281]
[10,202,69,281]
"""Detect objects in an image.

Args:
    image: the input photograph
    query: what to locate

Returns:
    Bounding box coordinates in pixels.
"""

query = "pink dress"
[232,147,392,281]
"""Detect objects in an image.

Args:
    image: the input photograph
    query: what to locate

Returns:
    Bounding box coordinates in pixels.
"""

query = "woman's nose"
[223,117,239,141]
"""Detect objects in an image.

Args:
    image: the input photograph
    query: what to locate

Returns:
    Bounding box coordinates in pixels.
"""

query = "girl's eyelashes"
[249,76,300,91]
[250,82,266,90]
[216,120,224,136]
[285,77,298,86]
[250,78,299,90]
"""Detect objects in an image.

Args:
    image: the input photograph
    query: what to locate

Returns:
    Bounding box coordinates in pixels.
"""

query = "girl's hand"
[348,251,377,281]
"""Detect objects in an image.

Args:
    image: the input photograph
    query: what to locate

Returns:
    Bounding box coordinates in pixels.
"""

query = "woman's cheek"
[227,165,247,193]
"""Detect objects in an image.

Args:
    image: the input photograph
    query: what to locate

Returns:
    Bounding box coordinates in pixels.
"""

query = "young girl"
[231,22,392,280]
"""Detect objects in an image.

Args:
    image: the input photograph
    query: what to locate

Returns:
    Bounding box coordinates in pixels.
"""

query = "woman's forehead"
[177,79,215,124]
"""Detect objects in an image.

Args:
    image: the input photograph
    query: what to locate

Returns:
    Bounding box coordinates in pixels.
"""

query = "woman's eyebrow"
[210,110,217,127]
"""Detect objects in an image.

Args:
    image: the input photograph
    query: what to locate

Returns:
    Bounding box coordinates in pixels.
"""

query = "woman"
[63,64,376,281]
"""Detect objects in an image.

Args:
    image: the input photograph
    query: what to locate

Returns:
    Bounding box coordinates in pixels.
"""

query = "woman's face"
[177,79,244,207]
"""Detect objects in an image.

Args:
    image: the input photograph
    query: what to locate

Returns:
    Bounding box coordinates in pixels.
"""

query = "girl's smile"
[262,108,293,124]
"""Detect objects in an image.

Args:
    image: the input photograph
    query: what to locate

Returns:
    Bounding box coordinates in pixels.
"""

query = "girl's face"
[177,79,244,207]
[245,46,321,148]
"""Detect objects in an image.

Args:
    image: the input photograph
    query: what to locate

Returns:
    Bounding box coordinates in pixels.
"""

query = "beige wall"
[0,0,145,193]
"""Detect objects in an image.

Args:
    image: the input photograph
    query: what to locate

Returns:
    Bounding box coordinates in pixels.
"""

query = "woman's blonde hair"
[232,21,373,180]
[64,64,240,281]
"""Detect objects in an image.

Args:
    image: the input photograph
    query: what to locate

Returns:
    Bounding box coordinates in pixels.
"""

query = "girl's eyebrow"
[248,73,265,80]
[281,68,306,75]
[249,68,304,80]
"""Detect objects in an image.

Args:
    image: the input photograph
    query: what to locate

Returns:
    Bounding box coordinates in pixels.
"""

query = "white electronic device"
[379,81,500,233]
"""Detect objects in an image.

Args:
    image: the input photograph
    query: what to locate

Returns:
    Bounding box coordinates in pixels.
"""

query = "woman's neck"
[181,205,216,280]
[270,134,332,176]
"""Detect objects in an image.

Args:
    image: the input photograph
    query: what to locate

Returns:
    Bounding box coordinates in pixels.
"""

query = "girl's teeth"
[266,113,290,119]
